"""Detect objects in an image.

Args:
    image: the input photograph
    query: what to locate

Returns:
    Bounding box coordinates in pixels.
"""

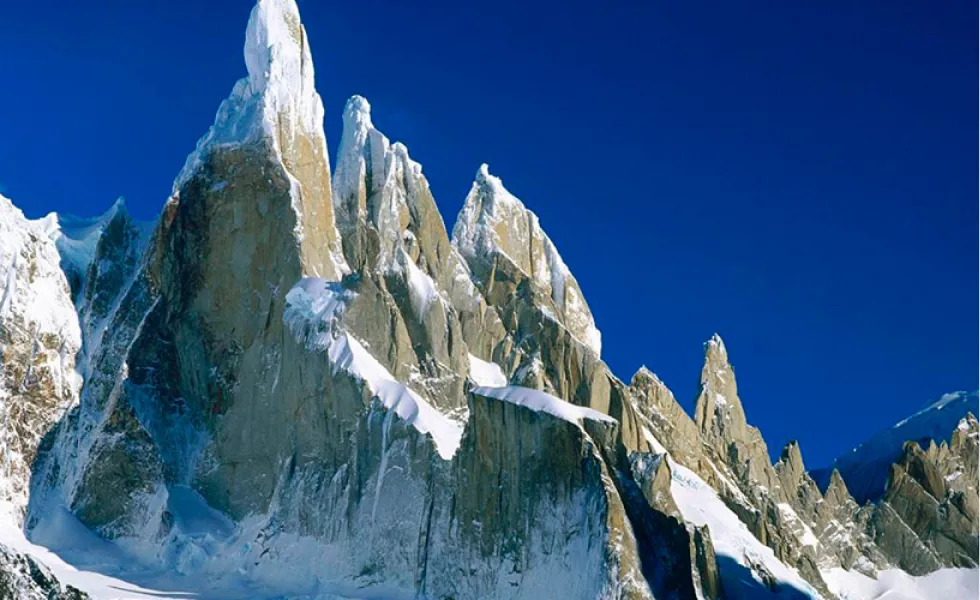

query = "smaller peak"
[707,333,726,352]
[104,196,129,222]
[826,468,852,499]
[343,94,374,129]
[632,365,663,386]
[779,440,805,470]
[702,333,730,369]
[473,163,507,191]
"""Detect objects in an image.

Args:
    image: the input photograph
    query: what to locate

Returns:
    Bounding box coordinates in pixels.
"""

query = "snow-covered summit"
[176,0,327,189]
[173,0,347,281]
[452,164,602,355]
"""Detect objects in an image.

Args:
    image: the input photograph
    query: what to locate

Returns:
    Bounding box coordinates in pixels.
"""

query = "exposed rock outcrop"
[0,542,88,600]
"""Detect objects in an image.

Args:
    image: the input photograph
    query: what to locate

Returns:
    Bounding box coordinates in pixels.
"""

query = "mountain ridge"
[0,1,975,599]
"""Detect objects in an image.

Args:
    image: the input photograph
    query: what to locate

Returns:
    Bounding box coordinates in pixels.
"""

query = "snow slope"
[669,461,824,599]
[467,353,508,387]
[823,566,979,600]
[0,506,193,600]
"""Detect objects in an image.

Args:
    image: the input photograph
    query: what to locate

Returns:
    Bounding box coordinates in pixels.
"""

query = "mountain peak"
[704,333,729,367]
[452,165,602,355]
[243,0,316,126]
[175,0,330,191]
[342,94,374,132]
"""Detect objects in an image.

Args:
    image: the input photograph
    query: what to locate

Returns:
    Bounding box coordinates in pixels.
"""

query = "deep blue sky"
[1,0,976,466]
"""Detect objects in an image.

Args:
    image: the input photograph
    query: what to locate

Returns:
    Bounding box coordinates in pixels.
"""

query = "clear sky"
[1,0,976,467]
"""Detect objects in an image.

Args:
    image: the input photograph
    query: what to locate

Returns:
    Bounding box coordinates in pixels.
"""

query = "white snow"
[468,353,508,387]
[776,502,819,548]
[0,506,195,599]
[471,386,616,426]
[0,195,83,516]
[283,277,462,459]
[823,566,979,600]
[282,276,354,350]
[641,426,668,454]
[669,461,824,599]
[398,249,443,314]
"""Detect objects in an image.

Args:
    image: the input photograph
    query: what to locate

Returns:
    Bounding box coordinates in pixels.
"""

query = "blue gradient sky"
[1,0,976,466]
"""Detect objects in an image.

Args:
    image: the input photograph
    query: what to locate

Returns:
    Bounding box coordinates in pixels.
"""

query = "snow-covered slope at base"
[467,353,508,387]
[284,277,463,459]
[814,390,978,502]
[823,566,979,600]
[0,507,190,599]
[5,503,419,600]
[472,386,616,426]
[669,461,824,599]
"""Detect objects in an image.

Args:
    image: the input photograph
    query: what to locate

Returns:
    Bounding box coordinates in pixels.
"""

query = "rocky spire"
[451,164,602,355]
[331,94,442,272]
[775,440,806,484]
[694,334,749,443]
[174,0,346,281]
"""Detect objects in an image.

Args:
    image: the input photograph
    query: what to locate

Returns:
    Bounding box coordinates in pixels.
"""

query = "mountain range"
[0,1,976,599]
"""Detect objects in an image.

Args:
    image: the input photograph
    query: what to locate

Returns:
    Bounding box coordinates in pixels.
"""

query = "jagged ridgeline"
[0,0,975,598]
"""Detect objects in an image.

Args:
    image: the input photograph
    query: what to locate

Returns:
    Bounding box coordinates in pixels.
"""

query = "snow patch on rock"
[822,566,979,600]
[467,353,507,387]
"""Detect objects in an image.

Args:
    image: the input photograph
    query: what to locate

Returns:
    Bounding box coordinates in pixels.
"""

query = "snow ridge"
[472,385,616,426]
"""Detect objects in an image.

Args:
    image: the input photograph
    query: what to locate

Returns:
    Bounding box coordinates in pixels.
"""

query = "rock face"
[0,0,975,598]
